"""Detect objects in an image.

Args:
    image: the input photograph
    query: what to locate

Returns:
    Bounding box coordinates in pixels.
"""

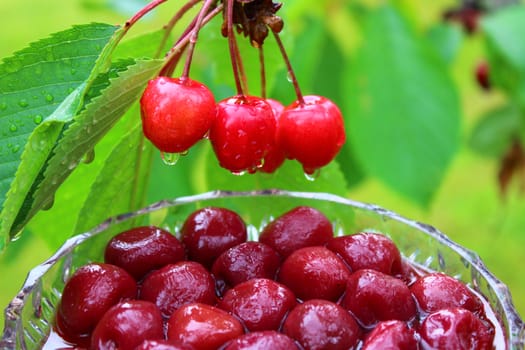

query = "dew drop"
[286,72,294,83]
[82,149,95,164]
[33,115,43,124]
[304,168,321,181]
[18,99,28,107]
[9,124,17,132]
[45,94,54,102]
[0,102,7,110]
[231,170,246,176]
[180,149,189,156]
[12,144,20,153]
[161,152,180,165]
[70,68,77,75]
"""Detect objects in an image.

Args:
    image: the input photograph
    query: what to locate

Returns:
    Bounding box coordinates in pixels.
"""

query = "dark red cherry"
[420,308,495,350]
[211,241,281,294]
[325,232,402,275]
[277,95,345,174]
[140,76,216,153]
[167,303,244,350]
[56,263,137,343]
[222,331,299,350]
[475,61,490,91]
[218,278,296,331]
[259,98,286,173]
[341,269,417,329]
[180,207,247,268]
[282,299,360,350]
[277,246,350,301]
[209,95,276,173]
[134,339,193,350]
[410,272,484,316]
[104,226,185,280]
[259,206,333,258]
[361,320,419,350]
[90,300,163,350]
[140,261,216,318]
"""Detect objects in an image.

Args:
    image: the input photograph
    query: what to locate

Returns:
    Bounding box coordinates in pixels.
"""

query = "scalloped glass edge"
[1,189,524,349]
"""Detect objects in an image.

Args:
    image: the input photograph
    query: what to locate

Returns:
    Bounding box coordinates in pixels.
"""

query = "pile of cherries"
[54,205,498,350]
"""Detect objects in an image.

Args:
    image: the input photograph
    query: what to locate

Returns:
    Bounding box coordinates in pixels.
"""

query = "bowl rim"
[1,189,524,348]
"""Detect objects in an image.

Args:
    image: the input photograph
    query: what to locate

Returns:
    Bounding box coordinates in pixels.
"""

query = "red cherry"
[209,95,276,173]
[475,61,490,91]
[56,263,137,343]
[135,339,193,350]
[361,320,419,350]
[277,95,345,174]
[180,207,247,268]
[104,226,185,280]
[259,98,286,173]
[90,300,163,350]
[222,331,299,350]
[140,76,216,153]
[167,303,244,350]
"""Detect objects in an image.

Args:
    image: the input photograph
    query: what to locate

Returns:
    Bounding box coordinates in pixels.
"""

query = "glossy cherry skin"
[325,232,402,275]
[167,303,244,350]
[259,98,286,173]
[209,95,276,173]
[278,246,350,301]
[140,261,216,318]
[211,241,281,294]
[218,278,297,331]
[180,207,247,268]
[277,95,345,174]
[90,300,163,350]
[410,272,483,316]
[259,206,333,258]
[282,299,360,350]
[56,263,137,342]
[419,307,495,350]
[140,76,216,153]
[361,320,419,350]
[222,331,299,350]
[104,226,185,280]
[134,340,194,350]
[341,269,417,329]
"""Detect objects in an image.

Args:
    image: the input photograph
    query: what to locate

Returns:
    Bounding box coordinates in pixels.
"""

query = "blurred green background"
[0,0,524,329]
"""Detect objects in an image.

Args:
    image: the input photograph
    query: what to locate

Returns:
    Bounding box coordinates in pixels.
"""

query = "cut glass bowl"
[1,190,524,349]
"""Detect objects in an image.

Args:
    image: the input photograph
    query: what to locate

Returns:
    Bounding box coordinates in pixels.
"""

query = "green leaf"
[469,103,524,158]
[113,29,172,60]
[9,59,163,239]
[425,23,463,65]
[482,5,525,105]
[344,5,461,207]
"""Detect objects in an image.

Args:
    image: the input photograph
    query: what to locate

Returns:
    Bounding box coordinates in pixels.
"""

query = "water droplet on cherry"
[304,168,321,181]
[161,151,180,165]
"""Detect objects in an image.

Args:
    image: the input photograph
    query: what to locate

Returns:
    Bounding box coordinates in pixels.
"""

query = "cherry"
[410,272,484,316]
[341,269,417,329]
[325,232,402,275]
[211,241,281,294]
[276,95,346,174]
[140,76,216,154]
[140,261,216,318]
[56,263,137,343]
[259,206,333,258]
[282,299,361,350]
[361,320,419,350]
[222,331,299,350]
[218,278,297,331]
[259,98,286,173]
[167,303,244,349]
[90,300,163,350]
[419,308,495,350]
[277,246,350,301]
[135,339,193,350]
[180,206,247,268]
[209,95,276,173]
[104,226,185,280]
[475,61,490,91]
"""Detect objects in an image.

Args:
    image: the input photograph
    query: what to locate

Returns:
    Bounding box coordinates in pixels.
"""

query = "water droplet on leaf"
[18,99,28,107]
[45,94,54,102]
[33,115,43,124]
[161,152,180,165]
[0,102,7,110]
[9,124,17,132]
[12,145,20,153]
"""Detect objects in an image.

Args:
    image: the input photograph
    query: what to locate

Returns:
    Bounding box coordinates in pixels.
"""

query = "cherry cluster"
[53,205,499,349]
[137,0,346,175]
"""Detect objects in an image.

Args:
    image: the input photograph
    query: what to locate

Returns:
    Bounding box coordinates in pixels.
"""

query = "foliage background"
[0,0,524,327]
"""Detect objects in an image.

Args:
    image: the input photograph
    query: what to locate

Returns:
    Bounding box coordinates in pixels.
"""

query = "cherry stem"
[273,31,304,104]
[226,0,244,96]
[181,0,217,79]
[155,0,201,58]
[126,0,169,30]
[259,46,266,99]
[160,3,223,76]
[233,31,249,95]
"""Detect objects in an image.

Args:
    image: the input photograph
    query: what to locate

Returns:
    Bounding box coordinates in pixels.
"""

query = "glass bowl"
[1,189,524,349]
